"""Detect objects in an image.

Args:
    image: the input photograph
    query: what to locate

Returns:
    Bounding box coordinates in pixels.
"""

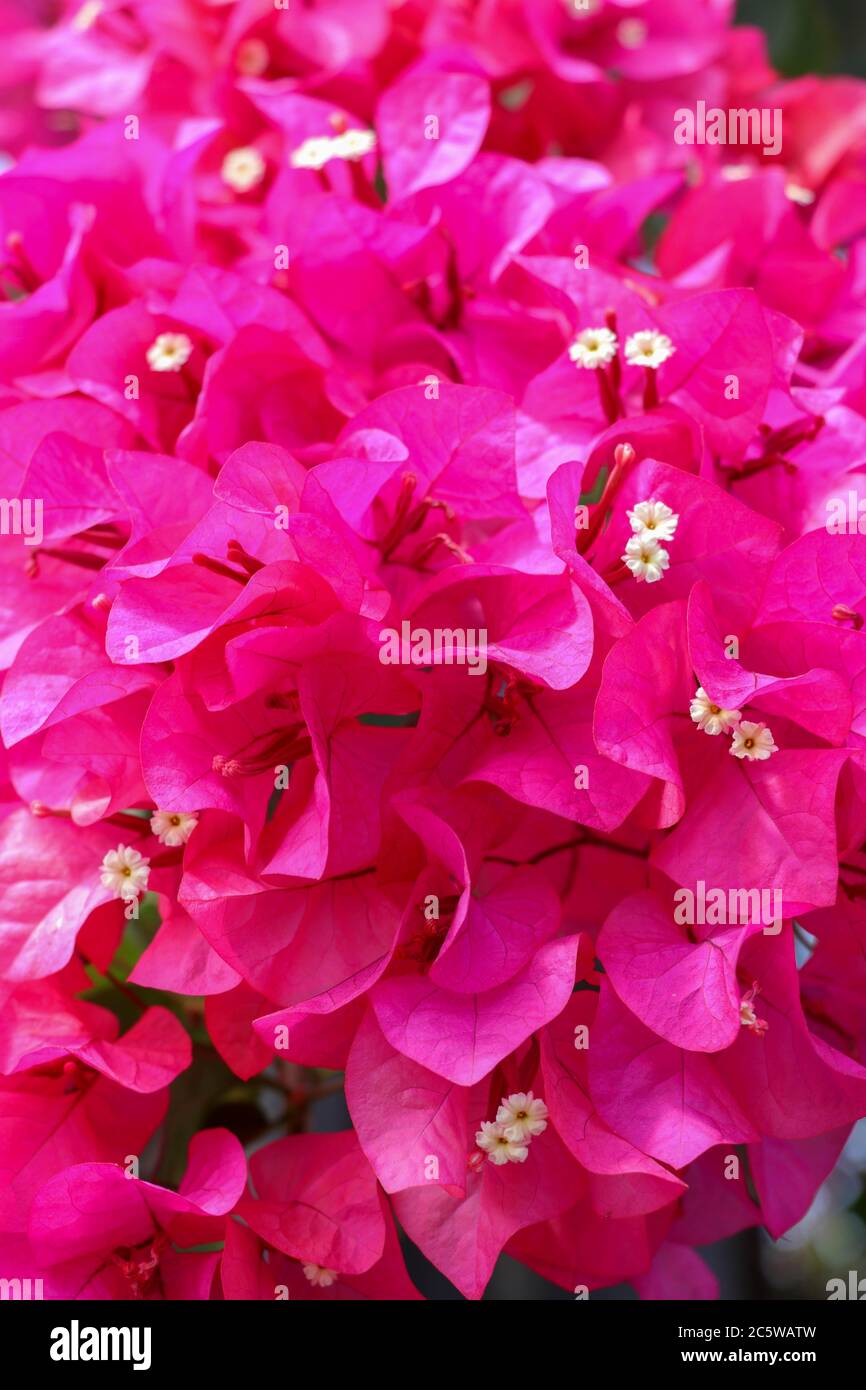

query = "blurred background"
[737,0,866,77]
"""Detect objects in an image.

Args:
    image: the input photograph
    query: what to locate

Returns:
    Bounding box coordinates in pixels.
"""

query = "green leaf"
[579,466,607,507]
[357,710,420,727]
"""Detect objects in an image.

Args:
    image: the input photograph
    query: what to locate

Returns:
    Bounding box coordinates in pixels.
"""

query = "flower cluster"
[476,1091,550,1165]
[623,498,680,583]
[690,688,778,762]
[1,0,866,1306]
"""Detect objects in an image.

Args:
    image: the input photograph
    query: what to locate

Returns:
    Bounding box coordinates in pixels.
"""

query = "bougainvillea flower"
[597,889,752,1052]
[26,1128,244,1298]
[0,809,128,979]
[220,1199,421,1301]
[237,1130,386,1276]
[393,1089,586,1300]
[0,1001,190,1233]
[588,980,759,1169]
[3,0,866,1309]
[376,67,491,203]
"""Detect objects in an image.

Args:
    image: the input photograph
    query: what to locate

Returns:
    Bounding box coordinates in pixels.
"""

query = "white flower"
[146,332,193,373]
[729,720,778,761]
[622,533,670,583]
[624,330,676,369]
[221,146,266,193]
[151,810,198,847]
[569,327,618,369]
[100,845,150,901]
[627,499,679,543]
[785,182,815,206]
[739,984,768,1037]
[331,128,377,162]
[302,1263,338,1288]
[235,38,269,77]
[475,1120,529,1166]
[689,687,741,736]
[72,1,102,30]
[290,136,336,170]
[616,18,648,50]
[496,1091,549,1143]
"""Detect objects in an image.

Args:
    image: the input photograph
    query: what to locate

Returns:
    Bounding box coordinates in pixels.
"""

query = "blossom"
[496,1092,549,1142]
[150,810,198,847]
[621,533,670,583]
[221,147,266,193]
[71,1,102,31]
[624,331,676,369]
[627,499,679,542]
[332,129,377,162]
[23,1130,244,1299]
[475,1121,530,1165]
[145,333,193,372]
[289,137,335,170]
[739,984,769,1037]
[568,327,618,369]
[729,721,778,761]
[1,0,866,1310]
[235,39,269,77]
[99,845,151,900]
[617,19,649,51]
[689,688,741,735]
[302,1263,339,1287]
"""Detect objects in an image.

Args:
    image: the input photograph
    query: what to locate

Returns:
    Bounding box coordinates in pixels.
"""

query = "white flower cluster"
[569,327,675,372]
[621,498,679,584]
[475,1091,548,1166]
[221,146,266,193]
[99,812,198,900]
[151,810,198,846]
[290,129,377,171]
[624,330,676,369]
[569,326,618,369]
[100,844,150,901]
[690,689,778,761]
[146,332,193,373]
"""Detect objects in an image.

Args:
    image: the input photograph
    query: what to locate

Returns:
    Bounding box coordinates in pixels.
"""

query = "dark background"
[737,0,866,76]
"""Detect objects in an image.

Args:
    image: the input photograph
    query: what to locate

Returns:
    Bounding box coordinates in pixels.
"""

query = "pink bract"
[1,0,866,1306]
